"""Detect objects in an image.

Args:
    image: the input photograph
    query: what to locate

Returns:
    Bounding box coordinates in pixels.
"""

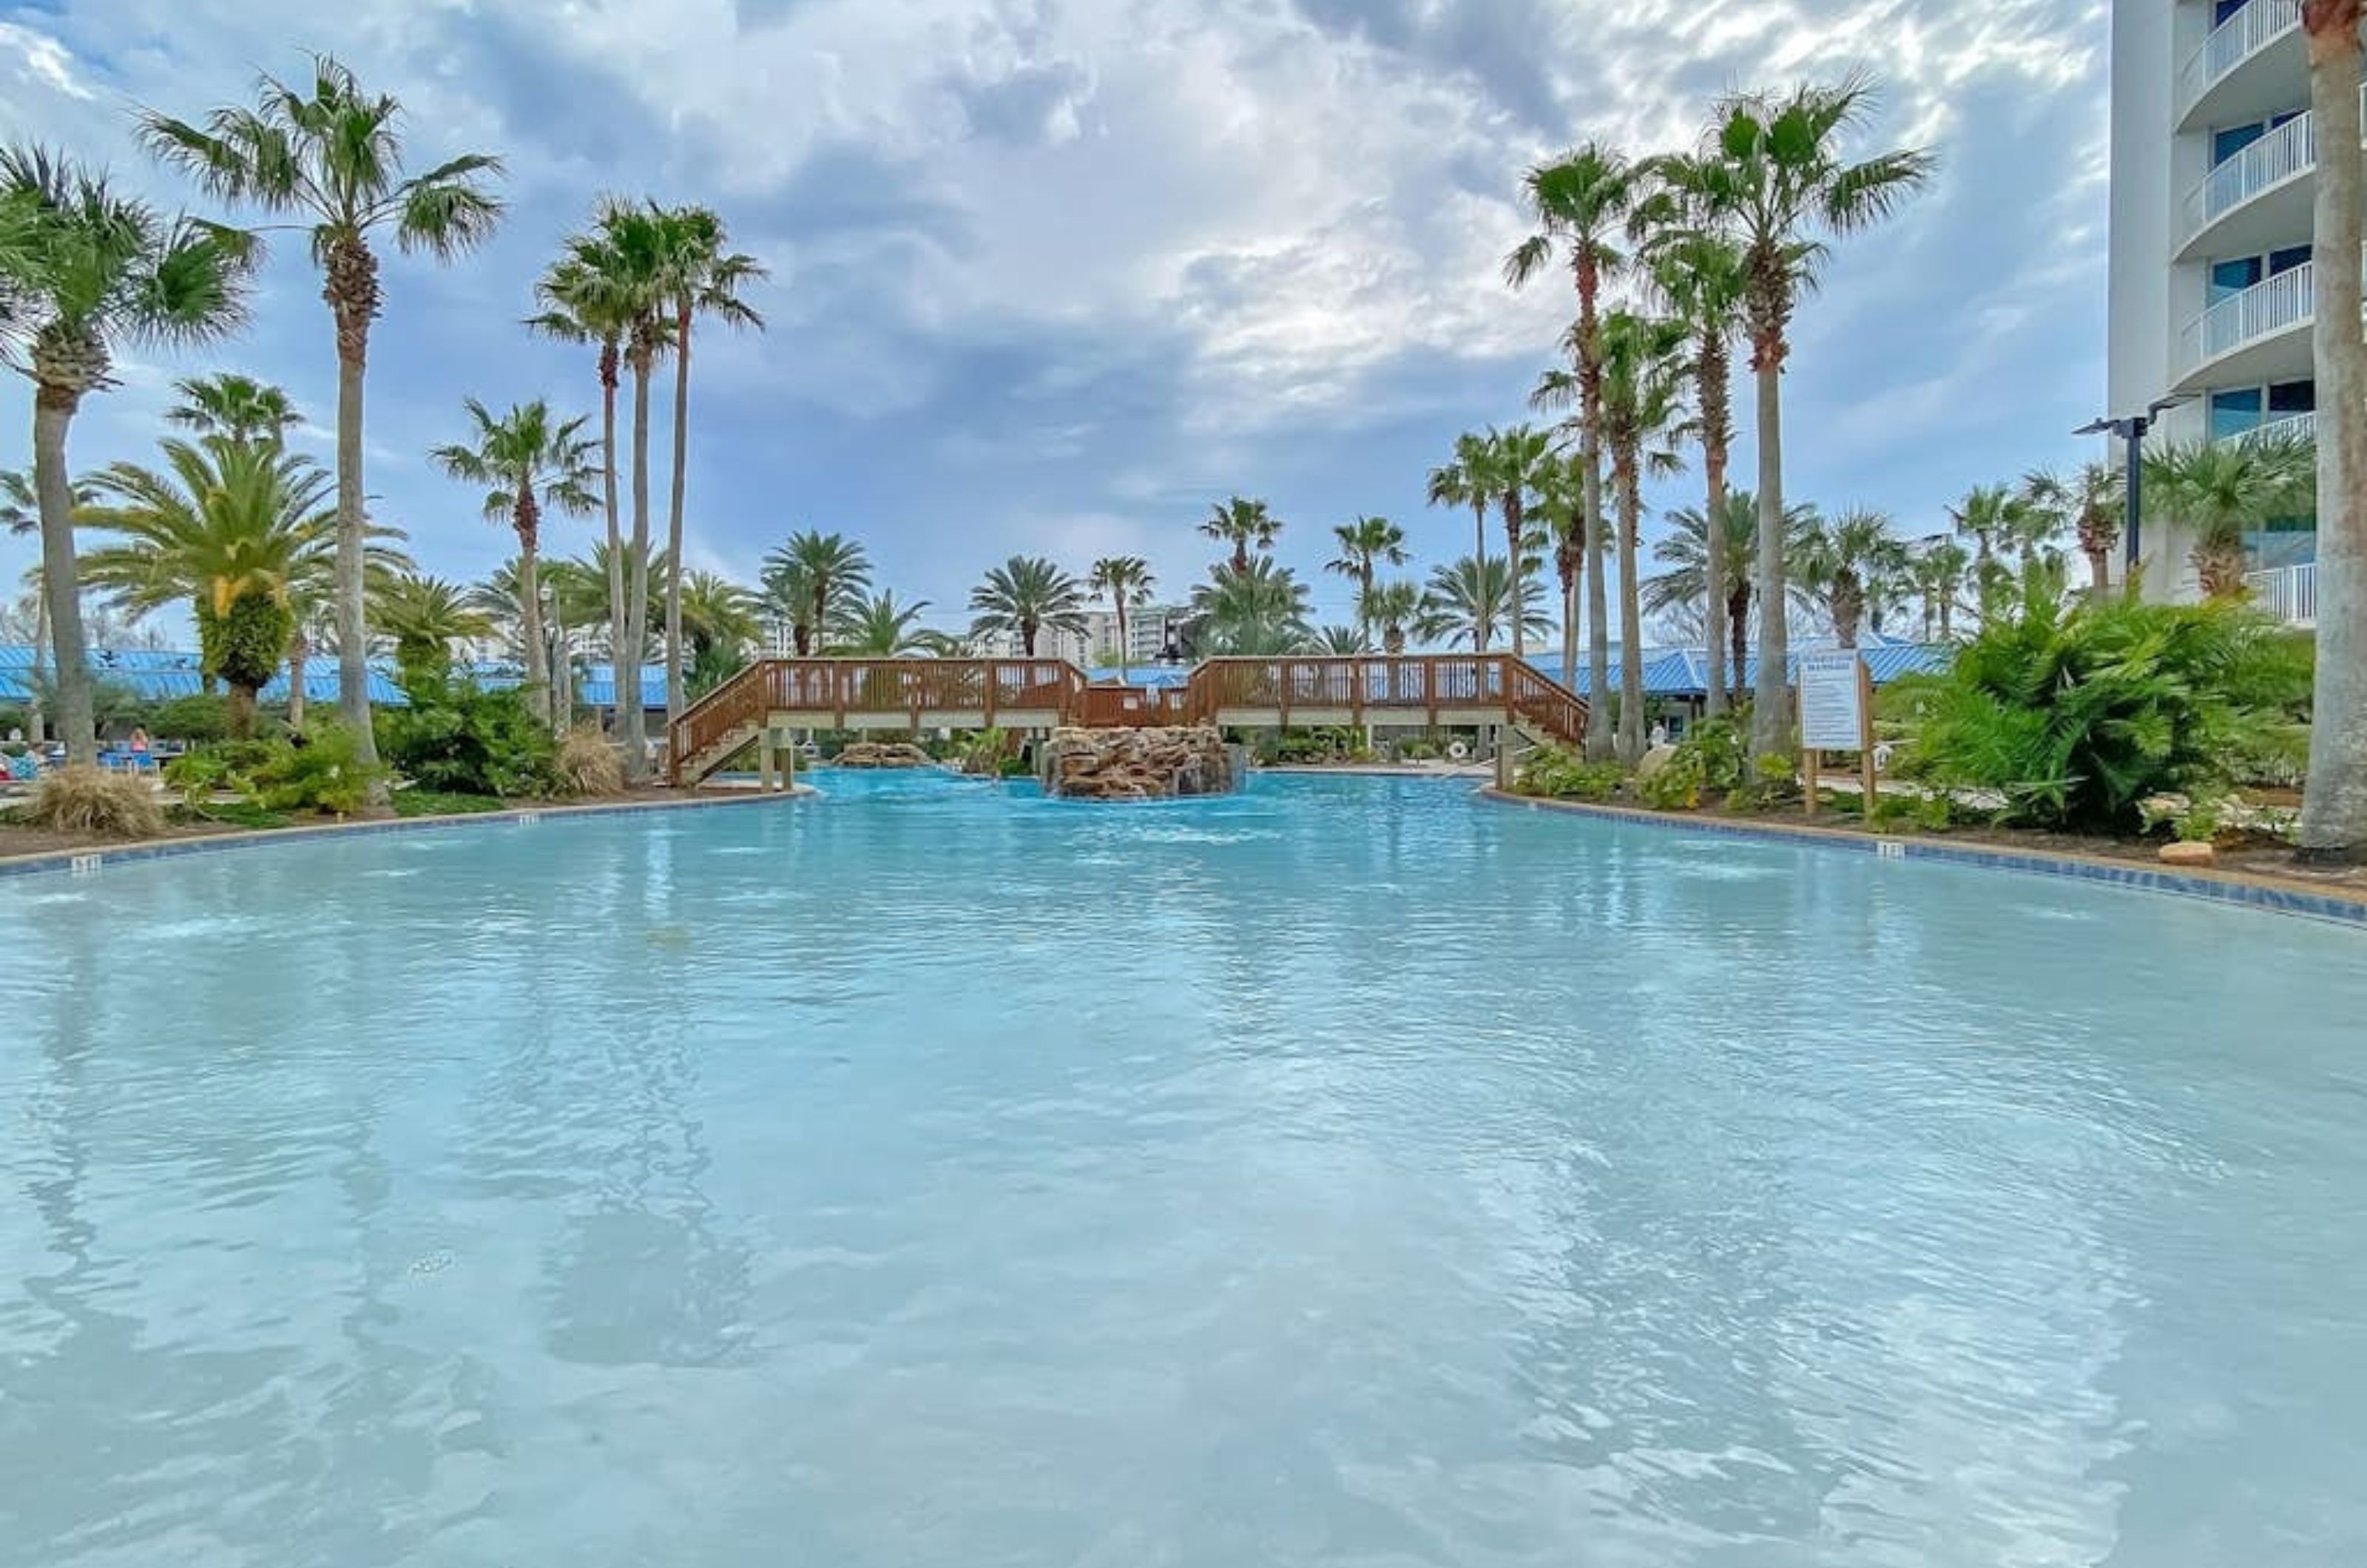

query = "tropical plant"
[429,398,598,725]
[1425,433,1498,652]
[165,372,300,447]
[1673,75,1934,755]
[1087,555,1156,677]
[2141,434,2315,599]
[1417,555,1550,651]
[828,590,936,656]
[1482,426,1554,660]
[142,54,504,779]
[2301,0,2367,859]
[1647,490,1817,705]
[1795,507,1911,649]
[1323,518,1406,654]
[679,570,760,690]
[1533,455,1587,689]
[652,203,767,721]
[1515,743,1630,803]
[76,438,357,737]
[249,718,385,814]
[0,145,254,763]
[1899,578,2314,832]
[1191,556,1314,655]
[1911,535,1974,641]
[970,555,1087,658]
[377,678,556,799]
[761,530,872,655]
[1,464,96,743]
[1200,496,1280,573]
[2022,462,2125,597]
[1592,311,1692,760]
[375,573,496,687]
[1360,579,1422,655]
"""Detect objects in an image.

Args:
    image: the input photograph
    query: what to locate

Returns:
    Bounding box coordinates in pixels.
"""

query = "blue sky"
[1,0,2108,642]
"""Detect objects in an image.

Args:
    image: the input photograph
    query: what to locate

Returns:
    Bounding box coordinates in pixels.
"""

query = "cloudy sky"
[1,0,2107,642]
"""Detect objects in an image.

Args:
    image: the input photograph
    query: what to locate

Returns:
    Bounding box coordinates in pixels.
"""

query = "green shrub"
[1393,737,1442,762]
[163,738,284,804]
[1898,582,2311,832]
[552,728,627,798]
[378,679,556,799]
[394,790,510,817]
[148,693,236,746]
[1516,743,1627,802]
[249,723,383,816]
[21,765,166,839]
[1634,718,1749,811]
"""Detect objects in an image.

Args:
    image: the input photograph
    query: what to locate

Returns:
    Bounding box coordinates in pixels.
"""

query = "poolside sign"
[1798,651,1877,819]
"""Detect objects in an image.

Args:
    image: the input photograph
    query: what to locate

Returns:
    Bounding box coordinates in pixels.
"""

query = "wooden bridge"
[667,655,1588,785]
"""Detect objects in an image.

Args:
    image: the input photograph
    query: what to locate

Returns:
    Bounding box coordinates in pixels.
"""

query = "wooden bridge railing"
[1185,655,1587,744]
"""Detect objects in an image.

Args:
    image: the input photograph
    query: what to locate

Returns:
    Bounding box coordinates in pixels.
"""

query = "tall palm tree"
[430,398,600,727]
[1200,496,1280,573]
[760,531,871,656]
[1596,311,1692,760]
[1794,507,1910,649]
[1680,77,1934,756]
[2141,436,2314,598]
[1508,142,1639,760]
[652,203,767,723]
[1910,535,1973,641]
[1324,517,1408,652]
[1190,557,1314,655]
[375,573,494,684]
[1418,555,1551,652]
[165,372,300,447]
[2301,0,2367,859]
[1425,433,1496,652]
[1087,555,1156,677]
[970,555,1088,658]
[1637,173,1749,718]
[1,464,96,743]
[0,146,253,763]
[141,55,504,777]
[1483,426,1554,661]
[1530,455,1587,690]
[77,438,351,736]
[1647,490,1817,706]
[2022,463,2125,597]
[826,590,936,657]
[1360,579,1422,655]
[678,570,760,691]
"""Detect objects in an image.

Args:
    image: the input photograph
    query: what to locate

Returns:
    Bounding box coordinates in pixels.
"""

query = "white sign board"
[1799,651,1867,751]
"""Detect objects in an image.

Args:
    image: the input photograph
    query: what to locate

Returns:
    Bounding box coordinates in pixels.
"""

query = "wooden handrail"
[1184,655,1587,745]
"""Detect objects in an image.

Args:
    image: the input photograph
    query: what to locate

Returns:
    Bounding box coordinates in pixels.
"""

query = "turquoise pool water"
[4,771,2365,1566]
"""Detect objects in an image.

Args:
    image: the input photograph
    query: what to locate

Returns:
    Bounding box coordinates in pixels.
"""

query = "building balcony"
[2178,0,2303,132]
[2245,562,2317,626]
[2175,257,2336,389]
[2221,408,2320,446]
[2178,87,2364,261]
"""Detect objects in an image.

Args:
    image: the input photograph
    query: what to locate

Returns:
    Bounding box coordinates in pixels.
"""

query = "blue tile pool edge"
[0,788,812,881]
[1477,788,2367,930]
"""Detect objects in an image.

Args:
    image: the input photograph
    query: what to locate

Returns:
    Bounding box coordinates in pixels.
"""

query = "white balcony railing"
[2184,87,2367,244]
[2182,0,2302,112]
[2245,563,2318,626]
[2228,409,2321,447]
[2184,260,2315,369]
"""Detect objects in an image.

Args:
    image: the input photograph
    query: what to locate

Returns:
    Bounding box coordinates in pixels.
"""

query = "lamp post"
[2076,393,2194,575]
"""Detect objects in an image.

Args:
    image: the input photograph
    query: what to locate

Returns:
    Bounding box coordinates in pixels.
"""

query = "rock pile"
[1040,726,1235,800]
[835,741,935,768]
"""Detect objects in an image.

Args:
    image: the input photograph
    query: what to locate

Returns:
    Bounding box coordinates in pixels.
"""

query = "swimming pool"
[4,771,2363,1565]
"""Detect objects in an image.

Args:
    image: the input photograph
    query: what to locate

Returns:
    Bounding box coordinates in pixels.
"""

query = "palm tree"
[0,146,253,763]
[141,55,504,778]
[375,573,494,684]
[678,570,760,691]
[1483,426,1554,662]
[1190,557,1314,655]
[1681,76,1934,756]
[1360,579,1422,655]
[1533,455,1587,690]
[2141,436,2314,599]
[1910,536,1973,641]
[970,555,1088,658]
[1,464,96,743]
[1647,490,1817,705]
[1324,517,1407,652]
[1794,507,1910,649]
[1507,142,1639,759]
[652,203,767,723]
[1425,434,1496,652]
[2301,0,2367,860]
[2022,463,2125,596]
[1592,312,1692,760]
[1312,625,1366,655]
[77,438,348,736]
[1086,555,1156,677]
[1200,496,1280,573]
[1637,175,1749,717]
[430,398,600,727]
[760,531,871,655]
[1418,556,1550,651]
[165,372,300,447]
[826,590,936,657]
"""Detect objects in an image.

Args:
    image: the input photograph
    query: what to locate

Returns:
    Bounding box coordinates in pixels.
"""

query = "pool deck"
[0,787,814,880]
[1480,788,2367,927]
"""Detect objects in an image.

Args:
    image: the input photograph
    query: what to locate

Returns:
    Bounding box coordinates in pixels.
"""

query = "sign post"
[1798,649,1878,820]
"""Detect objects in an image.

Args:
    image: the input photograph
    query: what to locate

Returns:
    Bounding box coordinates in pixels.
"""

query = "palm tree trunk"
[1470,502,1490,653]
[27,578,48,744]
[1505,499,1526,661]
[1582,441,1612,763]
[326,242,385,788]
[32,388,94,764]
[1560,567,1578,692]
[2300,0,2367,857]
[2086,546,2113,598]
[665,303,693,726]
[551,599,573,726]
[1701,340,1731,719]
[598,340,626,748]
[517,501,549,729]
[1749,348,1792,758]
[286,629,307,730]
[1116,598,1130,680]
[1729,584,1752,709]
[1616,449,1646,764]
[228,683,257,740]
[621,351,653,781]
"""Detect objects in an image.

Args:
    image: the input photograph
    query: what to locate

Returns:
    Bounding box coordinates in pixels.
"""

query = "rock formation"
[834,741,936,769]
[1039,726,1235,800]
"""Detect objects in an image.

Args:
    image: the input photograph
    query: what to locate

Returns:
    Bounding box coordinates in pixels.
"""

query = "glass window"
[2212,257,2263,301]
[2214,124,2266,166]
[2214,0,2246,21]
[2269,244,2312,275]
[2210,388,2264,442]
[2268,379,2316,415]
[2271,109,2305,129]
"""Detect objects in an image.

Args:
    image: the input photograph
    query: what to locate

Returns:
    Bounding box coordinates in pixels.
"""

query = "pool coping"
[0,787,814,881]
[1478,788,2367,929]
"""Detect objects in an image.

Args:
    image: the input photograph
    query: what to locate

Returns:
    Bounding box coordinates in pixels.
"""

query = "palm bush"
[21,765,165,839]
[1515,744,1627,803]
[1897,575,2313,831]
[377,678,556,798]
[248,722,383,816]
